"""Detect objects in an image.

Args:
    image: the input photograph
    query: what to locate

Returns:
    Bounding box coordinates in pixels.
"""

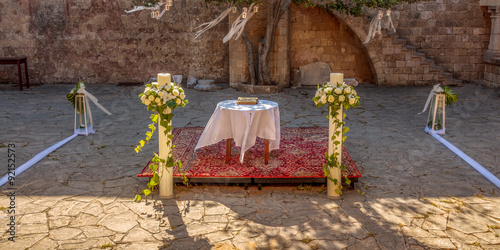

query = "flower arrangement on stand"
[67,81,86,114]
[312,79,360,195]
[134,79,189,201]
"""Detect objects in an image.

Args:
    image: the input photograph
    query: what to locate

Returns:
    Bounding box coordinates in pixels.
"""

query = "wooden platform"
[138,127,361,189]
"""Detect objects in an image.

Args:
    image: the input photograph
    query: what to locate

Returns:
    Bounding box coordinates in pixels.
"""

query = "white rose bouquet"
[135,81,188,153]
[312,80,360,195]
[312,81,360,109]
[139,82,188,112]
[134,80,189,201]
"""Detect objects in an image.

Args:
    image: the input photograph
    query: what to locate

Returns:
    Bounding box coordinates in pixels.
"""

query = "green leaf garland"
[312,80,360,195]
[134,81,190,202]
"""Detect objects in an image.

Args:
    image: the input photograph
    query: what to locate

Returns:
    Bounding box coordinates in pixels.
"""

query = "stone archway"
[228,5,381,89]
[330,10,385,85]
[289,5,375,86]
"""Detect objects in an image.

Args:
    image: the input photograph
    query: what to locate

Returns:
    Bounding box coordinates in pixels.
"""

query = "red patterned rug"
[138,127,361,180]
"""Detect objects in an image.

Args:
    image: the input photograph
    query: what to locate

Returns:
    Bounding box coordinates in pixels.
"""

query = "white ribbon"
[195,6,233,39]
[364,10,383,44]
[386,9,396,33]
[193,3,257,43]
[364,9,396,44]
[431,133,500,189]
[125,3,161,13]
[125,3,167,19]
[77,87,112,115]
[0,133,78,187]
[418,84,444,115]
[223,3,256,43]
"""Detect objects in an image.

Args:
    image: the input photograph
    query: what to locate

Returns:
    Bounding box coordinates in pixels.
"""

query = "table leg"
[17,60,22,91]
[24,59,29,89]
[225,138,232,164]
[264,139,269,165]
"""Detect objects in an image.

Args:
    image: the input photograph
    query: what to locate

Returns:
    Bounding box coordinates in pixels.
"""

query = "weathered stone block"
[194,79,222,91]
[297,62,332,86]
[187,76,197,89]
[344,78,358,86]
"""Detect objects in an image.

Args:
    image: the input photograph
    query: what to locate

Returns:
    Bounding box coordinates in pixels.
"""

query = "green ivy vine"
[134,81,189,201]
[313,81,360,195]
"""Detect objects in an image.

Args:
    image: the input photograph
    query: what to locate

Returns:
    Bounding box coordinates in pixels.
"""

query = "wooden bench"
[0,57,29,91]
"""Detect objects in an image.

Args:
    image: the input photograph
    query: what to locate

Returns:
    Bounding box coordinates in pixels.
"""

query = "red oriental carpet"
[138,127,361,182]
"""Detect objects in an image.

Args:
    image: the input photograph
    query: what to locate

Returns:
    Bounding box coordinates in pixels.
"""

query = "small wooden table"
[0,57,29,91]
[226,138,270,164]
[195,100,281,165]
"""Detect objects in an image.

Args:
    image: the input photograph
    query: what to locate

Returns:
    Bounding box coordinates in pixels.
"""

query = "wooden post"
[441,94,446,130]
[226,138,232,164]
[264,139,269,165]
[158,73,173,198]
[327,73,343,197]
[431,94,439,131]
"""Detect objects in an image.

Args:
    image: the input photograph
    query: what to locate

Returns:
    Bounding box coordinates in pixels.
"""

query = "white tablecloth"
[195,100,281,163]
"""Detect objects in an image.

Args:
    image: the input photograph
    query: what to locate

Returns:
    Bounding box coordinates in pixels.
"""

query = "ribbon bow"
[419,84,444,115]
[77,84,112,115]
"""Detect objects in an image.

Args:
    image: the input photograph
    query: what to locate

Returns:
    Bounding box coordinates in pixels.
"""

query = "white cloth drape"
[195,100,280,163]
[0,133,78,187]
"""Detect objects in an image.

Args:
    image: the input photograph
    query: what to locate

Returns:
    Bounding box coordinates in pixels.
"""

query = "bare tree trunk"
[257,0,291,85]
[257,37,264,84]
[241,28,256,85]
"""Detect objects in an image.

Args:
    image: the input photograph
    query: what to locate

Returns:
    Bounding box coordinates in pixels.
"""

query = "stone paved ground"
[0,82,499,249]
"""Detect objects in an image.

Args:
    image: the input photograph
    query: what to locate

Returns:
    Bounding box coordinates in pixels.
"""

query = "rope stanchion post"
[74,93,94,136]
[420,84,446,135]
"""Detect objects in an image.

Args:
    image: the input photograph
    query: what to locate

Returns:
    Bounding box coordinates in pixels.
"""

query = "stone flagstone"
[0,83,499,249]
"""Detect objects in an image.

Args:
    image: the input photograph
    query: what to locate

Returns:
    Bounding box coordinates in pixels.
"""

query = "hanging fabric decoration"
[194,3,256,43]
[419,84,444,115]
[223,3,256,43]
[77,85,112,116]
[125,3,161,13]
[125,1,171,20]
[364,10,384,44]
[195,6,233,39]
[385,9,396,33]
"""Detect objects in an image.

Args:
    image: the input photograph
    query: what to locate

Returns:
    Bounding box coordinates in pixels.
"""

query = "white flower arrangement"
[312,80,360,195]
[67,81,86,114]
[139,82,188,111]
[313,81,360,109]
[134,80,189,202]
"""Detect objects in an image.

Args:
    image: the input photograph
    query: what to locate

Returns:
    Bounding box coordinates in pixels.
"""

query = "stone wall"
[0,0,496,87]
[229,4,373,87]
[229,2,290,87]
[0,0,229,84]
[290,5,373,83]
[391,0,491,82]
[484,59,500,88]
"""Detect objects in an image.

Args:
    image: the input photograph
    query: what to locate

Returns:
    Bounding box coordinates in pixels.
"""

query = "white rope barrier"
[0,133,79,187]
[431,133,500,189]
